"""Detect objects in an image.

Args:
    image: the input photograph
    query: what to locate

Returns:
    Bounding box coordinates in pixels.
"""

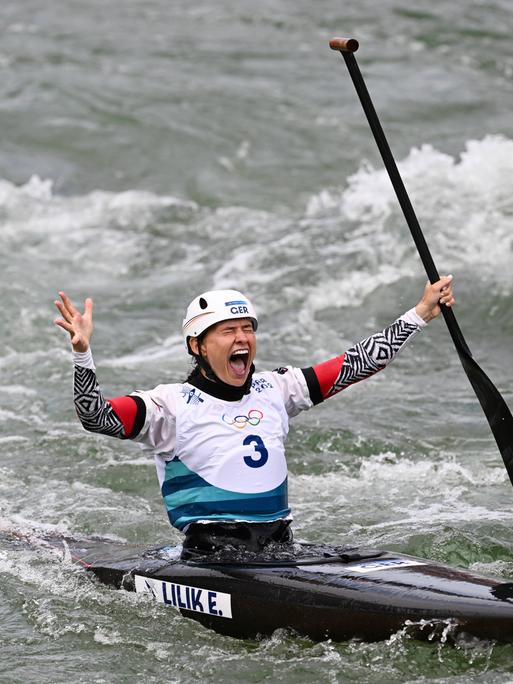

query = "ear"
[189,337,200,355]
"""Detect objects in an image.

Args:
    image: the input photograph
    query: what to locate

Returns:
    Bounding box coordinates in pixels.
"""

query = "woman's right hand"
[54,291,93,352]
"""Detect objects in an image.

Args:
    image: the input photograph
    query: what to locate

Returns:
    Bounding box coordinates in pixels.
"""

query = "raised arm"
[54,292,145,439]
[304,276,455,403]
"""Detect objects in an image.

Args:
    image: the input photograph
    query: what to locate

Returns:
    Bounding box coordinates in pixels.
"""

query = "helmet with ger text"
[182,289,258,351]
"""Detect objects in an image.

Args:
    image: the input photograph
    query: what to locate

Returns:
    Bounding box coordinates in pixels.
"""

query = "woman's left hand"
[415,275,455,322]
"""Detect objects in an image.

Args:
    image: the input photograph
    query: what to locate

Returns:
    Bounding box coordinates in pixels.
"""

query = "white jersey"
[132,368,313,530]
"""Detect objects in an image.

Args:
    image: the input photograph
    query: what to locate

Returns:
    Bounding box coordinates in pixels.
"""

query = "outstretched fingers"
[54,292,92,323]
[56,291,78,320]
[54,317,74,333]
[83,297,93,319]
[53,292,94,352]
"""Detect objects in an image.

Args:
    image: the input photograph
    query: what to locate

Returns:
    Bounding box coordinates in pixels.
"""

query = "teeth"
[232,350,248,355]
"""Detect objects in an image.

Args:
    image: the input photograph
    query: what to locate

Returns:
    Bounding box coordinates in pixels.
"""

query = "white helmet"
[182,289,258,348]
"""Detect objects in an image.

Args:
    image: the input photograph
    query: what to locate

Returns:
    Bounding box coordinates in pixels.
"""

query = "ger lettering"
[230,305,249,314]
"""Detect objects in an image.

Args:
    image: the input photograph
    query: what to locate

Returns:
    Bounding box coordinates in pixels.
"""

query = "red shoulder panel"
[312,354,346,399]
[107,396,138,437]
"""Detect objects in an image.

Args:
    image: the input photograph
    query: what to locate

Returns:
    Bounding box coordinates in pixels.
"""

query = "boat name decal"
[345,558,426,573]
[134,575,233,619]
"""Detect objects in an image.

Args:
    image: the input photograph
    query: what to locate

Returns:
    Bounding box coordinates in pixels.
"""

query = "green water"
[1,1,513,681]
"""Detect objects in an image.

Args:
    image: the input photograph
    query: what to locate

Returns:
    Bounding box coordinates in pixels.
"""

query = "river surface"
[1,1,513,682]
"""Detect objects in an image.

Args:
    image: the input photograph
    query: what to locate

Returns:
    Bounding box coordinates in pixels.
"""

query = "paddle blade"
[457,349,513,485]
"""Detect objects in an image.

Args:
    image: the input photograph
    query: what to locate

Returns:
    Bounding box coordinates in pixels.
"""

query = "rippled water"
[1,1,513,682]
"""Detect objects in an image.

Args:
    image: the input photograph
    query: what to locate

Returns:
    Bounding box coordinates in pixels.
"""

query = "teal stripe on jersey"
[162,457,289,530]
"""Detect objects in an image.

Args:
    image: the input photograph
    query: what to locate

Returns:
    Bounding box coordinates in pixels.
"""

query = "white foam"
[0,385,37,397]
[0,176,199,279]
[290,450,509,540]
[306,136,513,288]
[101,334,184,368]
[298,263,415,320]
[0,175,196,219]
[0,435,30,445]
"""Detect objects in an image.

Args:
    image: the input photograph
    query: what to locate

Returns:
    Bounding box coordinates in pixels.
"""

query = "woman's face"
[190,318,256,386]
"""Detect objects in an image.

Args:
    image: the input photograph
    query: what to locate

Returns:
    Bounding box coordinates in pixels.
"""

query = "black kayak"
[43,535,513,643]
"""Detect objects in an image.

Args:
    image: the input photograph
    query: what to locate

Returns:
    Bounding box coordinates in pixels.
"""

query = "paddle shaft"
[331,40,513,484]
[341,50,471,356]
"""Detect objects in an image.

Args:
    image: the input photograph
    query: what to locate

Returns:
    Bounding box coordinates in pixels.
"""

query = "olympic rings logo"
[222,409,263,429]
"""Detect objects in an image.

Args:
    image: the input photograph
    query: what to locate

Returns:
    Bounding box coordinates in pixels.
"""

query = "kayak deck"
[55,536,513,642]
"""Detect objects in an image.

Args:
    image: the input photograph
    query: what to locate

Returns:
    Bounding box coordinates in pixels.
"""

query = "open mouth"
[229,349,250,377]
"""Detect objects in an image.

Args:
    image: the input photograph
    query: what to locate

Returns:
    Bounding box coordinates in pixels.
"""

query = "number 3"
[243,434,269,468]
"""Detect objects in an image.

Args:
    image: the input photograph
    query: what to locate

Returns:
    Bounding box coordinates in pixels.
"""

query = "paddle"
[329,37,513,486]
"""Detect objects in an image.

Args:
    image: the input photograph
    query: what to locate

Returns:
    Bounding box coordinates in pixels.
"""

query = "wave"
[306,135,513,291]
[1,136,512,366]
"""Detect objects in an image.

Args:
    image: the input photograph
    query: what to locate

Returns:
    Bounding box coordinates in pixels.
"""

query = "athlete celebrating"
[54,278,454,557]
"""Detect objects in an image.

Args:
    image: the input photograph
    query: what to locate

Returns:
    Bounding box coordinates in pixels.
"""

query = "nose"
[234,327,250,342]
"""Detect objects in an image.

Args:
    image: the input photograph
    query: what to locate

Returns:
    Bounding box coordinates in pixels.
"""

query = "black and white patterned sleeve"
[303,308,427,402]
[72,348,126,438]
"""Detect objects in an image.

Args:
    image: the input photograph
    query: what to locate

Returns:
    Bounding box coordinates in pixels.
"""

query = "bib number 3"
[243,434,269,468]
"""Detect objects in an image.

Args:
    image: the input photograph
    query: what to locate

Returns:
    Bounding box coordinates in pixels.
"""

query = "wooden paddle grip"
[329,37,359,53]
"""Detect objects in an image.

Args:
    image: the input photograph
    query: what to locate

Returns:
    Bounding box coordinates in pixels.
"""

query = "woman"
[54,277,454,557]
